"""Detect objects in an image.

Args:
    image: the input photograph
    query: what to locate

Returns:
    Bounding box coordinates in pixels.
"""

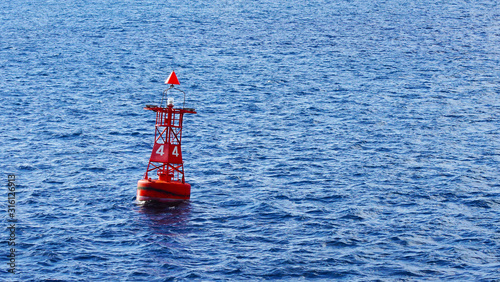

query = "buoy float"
[137,71,196,202]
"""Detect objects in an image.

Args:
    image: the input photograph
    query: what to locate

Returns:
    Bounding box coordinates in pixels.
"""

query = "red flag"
[165,71,180,85]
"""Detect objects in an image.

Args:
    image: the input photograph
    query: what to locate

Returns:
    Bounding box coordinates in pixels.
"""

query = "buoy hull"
[137,179,191,202]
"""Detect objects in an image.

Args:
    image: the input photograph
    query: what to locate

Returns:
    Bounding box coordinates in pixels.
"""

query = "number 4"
[172,146,179,157]
[156,145,164,156]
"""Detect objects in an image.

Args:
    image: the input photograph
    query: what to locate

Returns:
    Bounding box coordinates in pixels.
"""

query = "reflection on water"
[134,201,194,269]
[136,201,192,229]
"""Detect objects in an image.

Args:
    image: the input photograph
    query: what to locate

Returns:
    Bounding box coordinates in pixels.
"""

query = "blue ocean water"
[1,0,499,280]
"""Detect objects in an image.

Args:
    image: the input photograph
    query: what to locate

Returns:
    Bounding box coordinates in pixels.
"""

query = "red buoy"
[137,72,196,202]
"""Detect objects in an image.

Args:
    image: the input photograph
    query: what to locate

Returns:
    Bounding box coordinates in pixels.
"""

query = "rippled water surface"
[1,0,500,280]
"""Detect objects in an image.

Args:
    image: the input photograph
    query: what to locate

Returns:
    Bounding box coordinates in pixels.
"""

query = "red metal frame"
[143,104,196,182]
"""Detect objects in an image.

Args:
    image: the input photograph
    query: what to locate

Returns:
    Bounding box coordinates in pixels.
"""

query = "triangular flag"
[165,71,180,85]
